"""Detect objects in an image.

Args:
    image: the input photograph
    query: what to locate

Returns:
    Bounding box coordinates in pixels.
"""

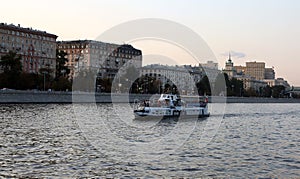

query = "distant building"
[199,61,220,81]
[275,77,290,89]
[200,60,218,70]
[235,75,267,91]
[222,53,292,91]
[57,40,142,79]
[263,79,276,87]
[183,65,204,84]
[222,54,236,78]
[264,67,275,79]
[140,64,198,95]
[0,23,57,75]
[234,65,246,75]
[245,61,265,80]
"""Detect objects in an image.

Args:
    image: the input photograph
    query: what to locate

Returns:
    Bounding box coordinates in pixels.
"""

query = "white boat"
[133,94,210,119]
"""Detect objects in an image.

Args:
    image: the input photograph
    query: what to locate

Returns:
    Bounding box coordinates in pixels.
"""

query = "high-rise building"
[0,23,57,75]
[264,67,275,79]
[57,40,142,79]
[245,61,265,80]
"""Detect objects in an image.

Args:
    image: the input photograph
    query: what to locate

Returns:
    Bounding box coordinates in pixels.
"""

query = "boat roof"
[159,94,179,101]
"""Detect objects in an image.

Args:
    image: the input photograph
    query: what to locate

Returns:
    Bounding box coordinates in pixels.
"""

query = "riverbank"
[0,90,299,103]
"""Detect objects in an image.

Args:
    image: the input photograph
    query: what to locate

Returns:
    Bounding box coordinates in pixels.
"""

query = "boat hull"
[134,107,210,120]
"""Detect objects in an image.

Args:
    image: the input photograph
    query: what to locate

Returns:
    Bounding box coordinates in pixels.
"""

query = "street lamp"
[43,71,48,91]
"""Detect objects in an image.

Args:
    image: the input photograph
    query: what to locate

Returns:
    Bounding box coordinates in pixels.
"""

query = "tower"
[223,53,236,77]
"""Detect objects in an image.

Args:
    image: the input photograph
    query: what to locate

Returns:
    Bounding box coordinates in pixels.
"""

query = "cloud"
[221,51,246,59]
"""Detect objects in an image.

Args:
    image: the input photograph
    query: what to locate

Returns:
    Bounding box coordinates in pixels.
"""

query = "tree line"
[0,51,293,98]
[0,50,71,91]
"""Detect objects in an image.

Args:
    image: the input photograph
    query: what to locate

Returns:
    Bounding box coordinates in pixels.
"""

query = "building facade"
[199,61,220,82]
[57,40,142,79]
[0,23,57,75]
[245,61,265,80]
[235,75,267,91]
[140,64,199,95]
[264,67,275,79]
[200,60,218,70]
[234,65,246,75]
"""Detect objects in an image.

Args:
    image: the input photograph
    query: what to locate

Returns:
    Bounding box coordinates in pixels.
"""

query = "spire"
[228,52,232,63]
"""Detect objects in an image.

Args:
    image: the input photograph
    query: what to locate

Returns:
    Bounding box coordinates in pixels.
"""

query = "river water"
[0,103,299,178]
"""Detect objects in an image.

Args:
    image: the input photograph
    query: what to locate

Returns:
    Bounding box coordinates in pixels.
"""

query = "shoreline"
[0,91,299,104]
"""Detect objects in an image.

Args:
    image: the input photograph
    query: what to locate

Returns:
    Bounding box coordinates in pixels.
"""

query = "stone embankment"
[0,91,299,103]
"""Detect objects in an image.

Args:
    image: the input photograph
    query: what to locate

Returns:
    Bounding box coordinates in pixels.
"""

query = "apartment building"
[57,40,142,79]
[0,23,57,75]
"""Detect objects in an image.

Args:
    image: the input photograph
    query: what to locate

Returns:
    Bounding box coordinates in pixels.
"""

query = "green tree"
[73,69,96,92]
[0,51,22,89]
[135,75,160,94]
[244,87,258,97]
[212,73,228,96]
[52,76,72,91]
[262,85,272,97]
[96,77,112,93]
[271,85,285,98]
[0,51,22,74]
[18,73,39,90]
[230,77,243,96]
[196,75,211,96]
[55,50,70,79]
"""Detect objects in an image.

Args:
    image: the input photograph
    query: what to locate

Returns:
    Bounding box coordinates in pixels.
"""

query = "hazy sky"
[1,0,300,85]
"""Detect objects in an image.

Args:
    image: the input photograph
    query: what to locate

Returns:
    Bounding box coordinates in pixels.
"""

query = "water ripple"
[0,103,299,178]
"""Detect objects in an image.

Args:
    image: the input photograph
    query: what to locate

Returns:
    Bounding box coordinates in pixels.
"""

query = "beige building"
[200,60,218,70]
[0,23,57,75]
[245,61,265,80]
[235,75,267,91]
[263,78,290,89]
[140,64,198,95]
[57,40,142,79]
[264,67,275,79]
[200,61,220,81]
[234,65,246,75]
[263,79,276,87]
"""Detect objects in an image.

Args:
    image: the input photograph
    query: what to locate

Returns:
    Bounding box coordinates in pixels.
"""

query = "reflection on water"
[0,103,299,178]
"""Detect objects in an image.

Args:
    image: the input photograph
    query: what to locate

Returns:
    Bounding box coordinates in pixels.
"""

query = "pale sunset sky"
[1,0,299,85]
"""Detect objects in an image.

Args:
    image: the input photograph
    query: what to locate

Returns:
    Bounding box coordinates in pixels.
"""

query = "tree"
[96,77,112,93]
[0,51,22,74]
[135,75,160,94]
[0,51,22,89]
[262,85,272,97]
[55,50,70,79]
[73,69,96,92]
[244,87,258,97]
[196,75,211,96]
[52,76,72,91]
[271,85,285,98]
[230,77,243,96]
[212,73,228,96]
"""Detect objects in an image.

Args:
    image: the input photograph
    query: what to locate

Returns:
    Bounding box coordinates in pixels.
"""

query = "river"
[0,103,299,178]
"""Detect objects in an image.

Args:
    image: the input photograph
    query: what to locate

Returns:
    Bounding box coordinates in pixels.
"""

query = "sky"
[1,0,300,85]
